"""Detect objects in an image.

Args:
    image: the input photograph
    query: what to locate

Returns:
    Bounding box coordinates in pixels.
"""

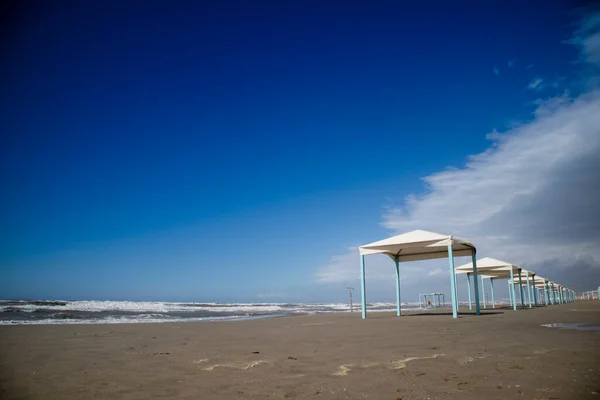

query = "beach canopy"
[359,230,476,262]
[359,229,481,319]
[454,257,533,311]
[455,257,519,273]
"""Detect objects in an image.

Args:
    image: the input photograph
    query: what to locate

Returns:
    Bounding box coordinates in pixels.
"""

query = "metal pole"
[360,255,367,319]
[532,274,537,307]
[509,268,517,311]
[526,274,532,308]
[448,244,458,319]
[472,250,481,315]
[346,287,354,312]
[481,275,487,309]
[518,269,525,309]
[490,278,495,308]
[466,274,472,310]
[394,257,401,317]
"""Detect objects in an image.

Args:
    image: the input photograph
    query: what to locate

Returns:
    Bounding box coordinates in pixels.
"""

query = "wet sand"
[1,301,599,400]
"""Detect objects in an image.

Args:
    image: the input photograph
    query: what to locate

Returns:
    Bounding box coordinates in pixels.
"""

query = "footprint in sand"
[333,354,444,376]
[194,359,271,371]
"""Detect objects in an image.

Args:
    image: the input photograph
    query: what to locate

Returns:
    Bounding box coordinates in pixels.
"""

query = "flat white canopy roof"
[359,230,475,262]
[455,257,522,275]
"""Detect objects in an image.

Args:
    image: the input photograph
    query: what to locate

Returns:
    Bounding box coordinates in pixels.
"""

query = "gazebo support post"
[481,275,487,309]
[447,245,458,319]
[454,271,459,310]
[360,255,367,319]
[490,278,495,308]
[508,281,513,307]
[394,256,401,317]
[509,268,517,311]
[472,249,481,315]
[518,269,525,309]
[466,274,472,310]
[526,275,532,308]
[560,288,564,304]
[531,274,537,307]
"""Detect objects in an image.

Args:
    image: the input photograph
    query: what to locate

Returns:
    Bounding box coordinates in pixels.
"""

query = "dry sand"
[1,301,599,400]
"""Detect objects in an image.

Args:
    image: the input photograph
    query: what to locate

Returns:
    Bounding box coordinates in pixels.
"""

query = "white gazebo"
[455,257,528,311]
[359,230,481,319]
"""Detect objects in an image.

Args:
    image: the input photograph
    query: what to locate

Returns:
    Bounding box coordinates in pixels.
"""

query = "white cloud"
[566,11,600,66]
[527,77,544,90]
[381,90,600,272]
[493,65,500,75]
[315,11,600,296]
[315,247,395,285]
[428,268,445,276]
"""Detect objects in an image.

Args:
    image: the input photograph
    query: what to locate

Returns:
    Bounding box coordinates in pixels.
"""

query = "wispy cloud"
[493,65,500,76]
[315,11,600,296]
[527,77,544,90]
[526,64,535,69]
[565,11,600,65]
[508,59,516,67]
[428,268,445,276]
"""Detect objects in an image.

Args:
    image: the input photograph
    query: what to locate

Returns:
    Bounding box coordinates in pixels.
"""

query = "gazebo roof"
[359,230,475,262]
[455,257,519,272]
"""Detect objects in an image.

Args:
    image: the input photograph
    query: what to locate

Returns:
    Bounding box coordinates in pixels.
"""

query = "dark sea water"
[0,300,421,325]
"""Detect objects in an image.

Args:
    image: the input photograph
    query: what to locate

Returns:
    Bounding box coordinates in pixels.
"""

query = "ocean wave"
[0,313,283,326]
[0,300,419,314]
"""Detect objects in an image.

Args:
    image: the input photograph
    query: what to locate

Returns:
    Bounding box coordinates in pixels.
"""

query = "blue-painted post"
[490,278,495,308]
[394,257,401,317]
[508,281,513,307]
[466,274,472,310]
[532,275,537,306]
[526,275,532,308]
[481,275,487,309]
[509,268,517,311]
[560,288,564,304]
[531,274,537,307]
[558,286,564,304]
[453,270,459,310]
[360,255,367,319]
[447,245,458,319]
[471,250,481,315]
[518,270,525,309]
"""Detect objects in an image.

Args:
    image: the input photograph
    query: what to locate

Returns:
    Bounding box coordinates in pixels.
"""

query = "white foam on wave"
[3,300,414,314]
[0,314,282,326]
[5,301,293,314]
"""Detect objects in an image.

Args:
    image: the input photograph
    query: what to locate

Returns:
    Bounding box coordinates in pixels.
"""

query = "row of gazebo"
[358,230,576,319]
[454,256,573,312]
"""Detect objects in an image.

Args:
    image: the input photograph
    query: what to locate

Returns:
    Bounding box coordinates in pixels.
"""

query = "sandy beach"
[1,301,599,400]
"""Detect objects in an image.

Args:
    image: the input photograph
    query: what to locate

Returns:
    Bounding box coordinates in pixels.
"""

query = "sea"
[0,300,422,325]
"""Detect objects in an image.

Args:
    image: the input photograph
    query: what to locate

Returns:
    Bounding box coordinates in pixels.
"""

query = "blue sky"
[2,1,598,303]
